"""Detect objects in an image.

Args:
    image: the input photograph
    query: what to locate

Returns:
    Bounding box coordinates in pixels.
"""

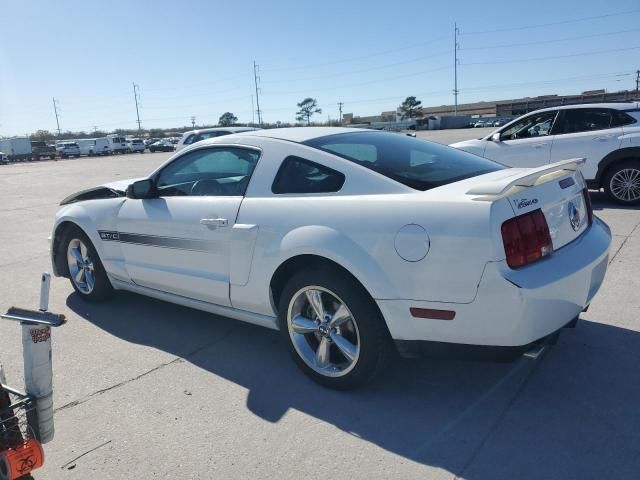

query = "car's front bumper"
[377,216,611,348]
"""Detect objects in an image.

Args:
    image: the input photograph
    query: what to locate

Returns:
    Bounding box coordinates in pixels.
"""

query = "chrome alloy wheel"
[610,168,640,202]
[287,286,361,377]
[67,238,95,294]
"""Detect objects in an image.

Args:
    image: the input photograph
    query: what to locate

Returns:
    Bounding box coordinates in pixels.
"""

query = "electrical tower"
[253,61,263,126]
[453,22,460,115]
[52,98,61,136]
[133,83,142,131]
[191,116,196,128]
[338,102,344,125]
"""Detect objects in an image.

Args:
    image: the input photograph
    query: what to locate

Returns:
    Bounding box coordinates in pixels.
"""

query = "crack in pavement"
[609,218,640,265]
[55,324,238,413]
[60,440,112,470]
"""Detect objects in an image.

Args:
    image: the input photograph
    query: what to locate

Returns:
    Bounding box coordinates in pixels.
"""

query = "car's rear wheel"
[604,160,640,205]
[278,268,389,389]
[61,226,114,302]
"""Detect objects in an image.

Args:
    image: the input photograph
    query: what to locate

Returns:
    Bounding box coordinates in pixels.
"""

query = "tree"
[32,130,53,142]
[219,112,238,127]
[296,98,322,126]
[398,96,423,119]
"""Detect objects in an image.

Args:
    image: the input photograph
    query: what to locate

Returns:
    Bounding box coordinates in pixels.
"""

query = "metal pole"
[454,22,459,115]
[52,98,61,136]
[338,102,343,125]
[253,61,262,126]
[133,83,142,131]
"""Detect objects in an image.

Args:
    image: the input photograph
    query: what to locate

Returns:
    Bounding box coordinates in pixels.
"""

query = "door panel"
[550,109,624,181]
[117,196,241,305]
[484,110,557,167]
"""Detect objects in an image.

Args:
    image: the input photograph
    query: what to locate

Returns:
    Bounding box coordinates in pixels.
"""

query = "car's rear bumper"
[377,216,611,347]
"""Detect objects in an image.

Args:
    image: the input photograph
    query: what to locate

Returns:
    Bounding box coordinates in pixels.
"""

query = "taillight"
[583,188,593,226]
[501,209,553,268]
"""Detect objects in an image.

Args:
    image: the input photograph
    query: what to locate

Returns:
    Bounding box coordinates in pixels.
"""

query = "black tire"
[60,226,114,302]
[603,160,640,206]
[278,268,390,390]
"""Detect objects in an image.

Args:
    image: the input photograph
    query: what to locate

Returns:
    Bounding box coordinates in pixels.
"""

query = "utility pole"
[338,102,344,125]
[132,82,142,131]
[191,116,196,128]
[52,97,61,136]
[453,22,460,115]
[251,95,255,125]
[636,69,639,96]
[253,61,262,126]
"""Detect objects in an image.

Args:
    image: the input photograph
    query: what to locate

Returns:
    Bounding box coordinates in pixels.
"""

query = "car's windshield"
[304,131,504,191]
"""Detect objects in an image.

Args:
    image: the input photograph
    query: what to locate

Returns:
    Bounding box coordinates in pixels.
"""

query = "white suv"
[450,103,640,205]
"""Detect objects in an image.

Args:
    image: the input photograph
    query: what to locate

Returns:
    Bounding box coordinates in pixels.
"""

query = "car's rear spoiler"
[467,158,586,199]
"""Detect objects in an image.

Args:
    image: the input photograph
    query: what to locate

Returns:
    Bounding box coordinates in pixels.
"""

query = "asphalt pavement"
[0,132,638,479]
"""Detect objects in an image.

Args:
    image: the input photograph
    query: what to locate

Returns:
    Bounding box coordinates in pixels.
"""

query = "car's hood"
[60,178,142,205]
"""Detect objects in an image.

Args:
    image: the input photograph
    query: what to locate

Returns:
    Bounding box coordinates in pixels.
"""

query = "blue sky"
[1,0,639,135]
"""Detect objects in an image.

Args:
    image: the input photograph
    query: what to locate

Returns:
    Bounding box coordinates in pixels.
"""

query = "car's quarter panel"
[378,216,611,345]
[115,196,242,305]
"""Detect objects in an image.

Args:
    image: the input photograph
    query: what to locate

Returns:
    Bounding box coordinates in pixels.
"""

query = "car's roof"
[533,102,639,114]
[181,126,258,136]
[231,126,373,143]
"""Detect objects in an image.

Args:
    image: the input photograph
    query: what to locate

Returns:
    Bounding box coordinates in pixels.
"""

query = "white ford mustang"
[50,127,611,389]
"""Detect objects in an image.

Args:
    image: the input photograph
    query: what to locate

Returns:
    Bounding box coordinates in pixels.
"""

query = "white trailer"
[107,134,127,154]
[0,137,32,161]
[76,139,96,156]
[94,137,112,155]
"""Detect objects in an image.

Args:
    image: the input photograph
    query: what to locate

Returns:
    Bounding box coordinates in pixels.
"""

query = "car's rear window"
[303,131,504,191]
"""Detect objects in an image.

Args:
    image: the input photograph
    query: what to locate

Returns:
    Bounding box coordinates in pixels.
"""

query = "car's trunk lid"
[466,158,591,251]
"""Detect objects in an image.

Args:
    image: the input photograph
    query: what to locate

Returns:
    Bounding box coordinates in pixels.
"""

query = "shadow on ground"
[590,190,640,211]
[67,292,640,479]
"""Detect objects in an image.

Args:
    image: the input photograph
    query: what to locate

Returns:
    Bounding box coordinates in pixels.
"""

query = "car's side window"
[183,134,196,145]
[611,110,637,127]
[272,156,345,194]
[556,108,612,134]
[156,147,260,197]
[500,111,557,141]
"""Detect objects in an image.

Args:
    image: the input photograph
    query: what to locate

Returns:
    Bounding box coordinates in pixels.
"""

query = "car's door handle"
[532,143,547,148]
[200,218,228,227]
[594,135,615,141]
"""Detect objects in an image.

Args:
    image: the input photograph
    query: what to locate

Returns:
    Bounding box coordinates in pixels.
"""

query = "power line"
[462,45,640,66]
[253,61,262,126]
[52,97,61,136]
[461,8,640,35]
[132,83,142,131]
[460,27,640,51]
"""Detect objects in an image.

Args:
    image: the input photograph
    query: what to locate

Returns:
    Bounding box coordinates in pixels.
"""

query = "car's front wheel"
[278,268,389,389]
[604,160,640,205]
[61,226,114,302]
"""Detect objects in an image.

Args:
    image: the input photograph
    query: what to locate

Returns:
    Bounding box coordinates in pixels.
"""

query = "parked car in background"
[31,140,57,160]
[50,128,610,389]
[175,127,258,152]
[93,138,112,155]
[126,138,146,153]
[473,120,488,128]
[55,141,80,158]
[148,140,175,152]
[107,134,128,154]
[0,137,32,161]
[0,152,8,163]
[450,103,640,205]
[145,138,161,147]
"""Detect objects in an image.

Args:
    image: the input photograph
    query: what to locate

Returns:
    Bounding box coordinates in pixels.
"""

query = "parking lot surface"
[0,133,639,479]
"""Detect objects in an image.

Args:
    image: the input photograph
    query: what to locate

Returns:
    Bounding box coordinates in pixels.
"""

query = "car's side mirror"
[126,179,157,199]
[491,132,501,142]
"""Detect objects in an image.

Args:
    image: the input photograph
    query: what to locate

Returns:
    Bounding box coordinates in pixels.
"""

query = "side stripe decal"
[98,230,218,253]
